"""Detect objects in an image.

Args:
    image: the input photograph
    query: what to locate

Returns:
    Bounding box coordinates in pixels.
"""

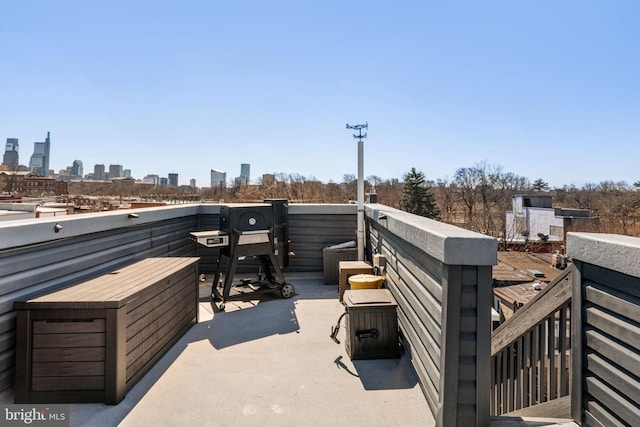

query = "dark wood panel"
[126,308,195,384]
[123,265,196,315]
[126,284,195,342]
[33,347,105,363]
[32,376,104,392]
[126,291,194,364]
[33,319,105,334]
[32,361,105,377]
[33,333,105,348]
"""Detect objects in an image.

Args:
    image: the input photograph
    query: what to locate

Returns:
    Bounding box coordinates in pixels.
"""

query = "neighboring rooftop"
[493,252,564,286]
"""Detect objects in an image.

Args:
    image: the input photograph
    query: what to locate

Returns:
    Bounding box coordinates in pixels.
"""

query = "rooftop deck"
[1,272,576,426]
[1,203,637,426]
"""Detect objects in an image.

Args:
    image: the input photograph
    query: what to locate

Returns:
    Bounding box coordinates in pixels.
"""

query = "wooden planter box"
[14,257,200,404]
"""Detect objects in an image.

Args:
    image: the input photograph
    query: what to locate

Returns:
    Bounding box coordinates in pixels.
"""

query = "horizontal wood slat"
[32,361,105,377]
[33,347,106,363]
[33,333,105,349]
[33,319,105,334]
[32,376,104,392]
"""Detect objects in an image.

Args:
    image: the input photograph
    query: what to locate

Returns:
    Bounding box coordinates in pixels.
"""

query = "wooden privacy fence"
[491,268,572,415]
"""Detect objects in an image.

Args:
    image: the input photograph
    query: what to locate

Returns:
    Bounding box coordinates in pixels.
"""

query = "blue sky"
[2,1,639,188]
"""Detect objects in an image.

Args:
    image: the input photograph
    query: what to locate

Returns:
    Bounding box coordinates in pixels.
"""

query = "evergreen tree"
[532,178,550,191]
[401,168,441,219]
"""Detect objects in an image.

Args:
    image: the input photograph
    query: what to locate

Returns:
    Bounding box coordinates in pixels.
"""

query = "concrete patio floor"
[1,272,577,426]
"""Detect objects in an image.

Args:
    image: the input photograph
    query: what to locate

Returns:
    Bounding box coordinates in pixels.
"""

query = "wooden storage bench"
[13,257,200,404]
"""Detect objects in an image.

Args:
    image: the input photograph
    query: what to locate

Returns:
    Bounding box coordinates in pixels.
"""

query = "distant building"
[505,194,599,243]
[2,138,19,167]
[108,164,123,179]
[261,174,276,186]
[29,143,46,176]
[143,174,160,185]
[168,173,178,187]
[210,169,226,187]
[72,160,83,178]
[94,164,106,180]
[111,177,135,192]
[239,163,250,185]
[159,177,168,186]
[123,169,131,178]
[23,176,68,196]
[28,132,50,177]
[0,171,36,194]
[189,178,196,189]
[43,132,50,177]
[57,166,73,180]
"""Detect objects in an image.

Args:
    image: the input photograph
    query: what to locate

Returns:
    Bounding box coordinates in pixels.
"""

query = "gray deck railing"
[365,204,497,427]
[0,205,201,391]
[567,233,640,427]
[490,268,572,415]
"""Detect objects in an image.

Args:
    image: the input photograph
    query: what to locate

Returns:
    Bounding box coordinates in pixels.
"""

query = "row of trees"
[402,163,640,238]
[9,160,637,238]
[197,162,640,238]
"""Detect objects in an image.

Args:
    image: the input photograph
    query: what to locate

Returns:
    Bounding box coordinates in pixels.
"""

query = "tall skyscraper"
[2,138,19,167]
[239,163,250,186]
[210,169,226,187]
[168,173,178,187]
[28,132,51,176]
[43,132,50,176]
[29,142,46,176]
[72,160,83,178]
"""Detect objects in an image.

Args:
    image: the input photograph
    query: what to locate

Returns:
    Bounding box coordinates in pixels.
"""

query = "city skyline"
[2,2,640,189]
[3,135,259,187]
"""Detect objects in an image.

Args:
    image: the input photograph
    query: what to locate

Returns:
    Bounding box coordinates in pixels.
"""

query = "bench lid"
[14,257,200,310]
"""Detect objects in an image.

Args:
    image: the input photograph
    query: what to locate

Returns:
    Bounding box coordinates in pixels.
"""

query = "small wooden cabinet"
[344,289,400,360]
[14,257,199,404]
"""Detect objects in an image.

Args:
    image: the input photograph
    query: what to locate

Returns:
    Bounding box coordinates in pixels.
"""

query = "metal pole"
[357,137,364,261]
[346,122,368,262]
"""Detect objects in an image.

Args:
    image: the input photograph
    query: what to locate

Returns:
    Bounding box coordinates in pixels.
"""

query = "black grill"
[192,201,294,310]
[219,204,273,234]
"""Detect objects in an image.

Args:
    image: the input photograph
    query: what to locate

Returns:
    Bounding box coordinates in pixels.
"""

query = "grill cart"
[191,202,294,310]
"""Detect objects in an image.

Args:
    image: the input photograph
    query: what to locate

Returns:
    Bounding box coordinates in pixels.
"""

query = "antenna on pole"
[346,122,368,142]
[345,122,368,261]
